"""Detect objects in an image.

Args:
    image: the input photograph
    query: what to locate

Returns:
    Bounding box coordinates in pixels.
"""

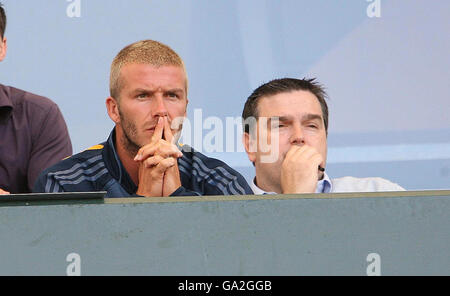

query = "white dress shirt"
[250,173,405,194]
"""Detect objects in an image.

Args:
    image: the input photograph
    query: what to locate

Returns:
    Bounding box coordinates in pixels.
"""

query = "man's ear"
[0,37,7,62]
[243,132,256,164]
[106,97,120,124]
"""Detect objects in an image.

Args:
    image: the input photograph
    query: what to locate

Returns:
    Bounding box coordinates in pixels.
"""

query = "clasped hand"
[281,145,324,194]
[134,116,183,197]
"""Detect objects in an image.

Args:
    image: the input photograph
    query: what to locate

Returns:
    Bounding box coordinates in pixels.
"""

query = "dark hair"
[242,77,329,134]
[0,2,5,38]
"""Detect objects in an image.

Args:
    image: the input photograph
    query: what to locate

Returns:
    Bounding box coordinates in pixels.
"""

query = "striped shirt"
[33,129,253,197]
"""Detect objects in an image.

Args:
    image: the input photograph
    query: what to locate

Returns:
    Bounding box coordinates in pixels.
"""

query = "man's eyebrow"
[130,88,153,94]
[302,114,322,121]
[267,116,293,122]
[164,88,185,96]
[263,114,322,122]
[164,88,184,93]
[130,88,185,93]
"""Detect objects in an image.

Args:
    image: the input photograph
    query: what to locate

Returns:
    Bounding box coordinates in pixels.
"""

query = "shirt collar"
[316,172,333,193]
[0,84,13,120]
[251,172,333,194]
[250,177,277,195]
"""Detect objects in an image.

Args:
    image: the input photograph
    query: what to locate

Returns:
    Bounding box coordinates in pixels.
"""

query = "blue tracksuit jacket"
[33,129,253,197]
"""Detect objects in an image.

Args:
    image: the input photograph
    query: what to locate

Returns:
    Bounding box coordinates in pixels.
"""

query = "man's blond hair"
[110,40,187,99]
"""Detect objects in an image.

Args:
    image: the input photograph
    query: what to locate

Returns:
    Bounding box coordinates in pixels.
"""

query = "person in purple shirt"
[0,3,72,194]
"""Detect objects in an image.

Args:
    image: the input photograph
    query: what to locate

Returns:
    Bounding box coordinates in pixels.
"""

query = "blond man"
[34,40,252,197]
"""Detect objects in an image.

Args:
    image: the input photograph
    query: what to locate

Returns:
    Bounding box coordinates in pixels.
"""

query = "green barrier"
[1,190,449,275]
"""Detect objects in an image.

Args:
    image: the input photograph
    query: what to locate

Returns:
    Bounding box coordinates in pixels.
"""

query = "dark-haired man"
[242,78,404,194]
[0,2,72,194]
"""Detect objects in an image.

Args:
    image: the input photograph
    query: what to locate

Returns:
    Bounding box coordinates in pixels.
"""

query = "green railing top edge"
[1,189,449,208]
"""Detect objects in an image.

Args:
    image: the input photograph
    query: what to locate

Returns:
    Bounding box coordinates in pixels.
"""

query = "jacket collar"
[102,128,138,194]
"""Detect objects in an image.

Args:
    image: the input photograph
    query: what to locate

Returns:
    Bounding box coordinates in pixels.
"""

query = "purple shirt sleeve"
[27,103,72,191]
[0,84,73,193]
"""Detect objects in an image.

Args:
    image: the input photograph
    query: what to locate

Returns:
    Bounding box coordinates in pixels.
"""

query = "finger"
[136,140,182,161]
[154,142,182,158]
[143,155,165,168]
[135,117,164,161]
[292,145,316,161]
[285,144,309,162]
[135,143,158,161]
[284,144,302,161]
[311,154,324,178]
[151,116,164,143]
[152,157,176,175]
[162,163,182,196]
[135,140,160,161]
[163,116,175,144]
[303,146,323,165]
[310,153,324,167]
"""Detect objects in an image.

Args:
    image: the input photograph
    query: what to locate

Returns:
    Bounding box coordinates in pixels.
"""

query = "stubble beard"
[119,109,142,159]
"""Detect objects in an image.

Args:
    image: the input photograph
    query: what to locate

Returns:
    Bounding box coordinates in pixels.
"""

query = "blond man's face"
[112,64,188,154]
